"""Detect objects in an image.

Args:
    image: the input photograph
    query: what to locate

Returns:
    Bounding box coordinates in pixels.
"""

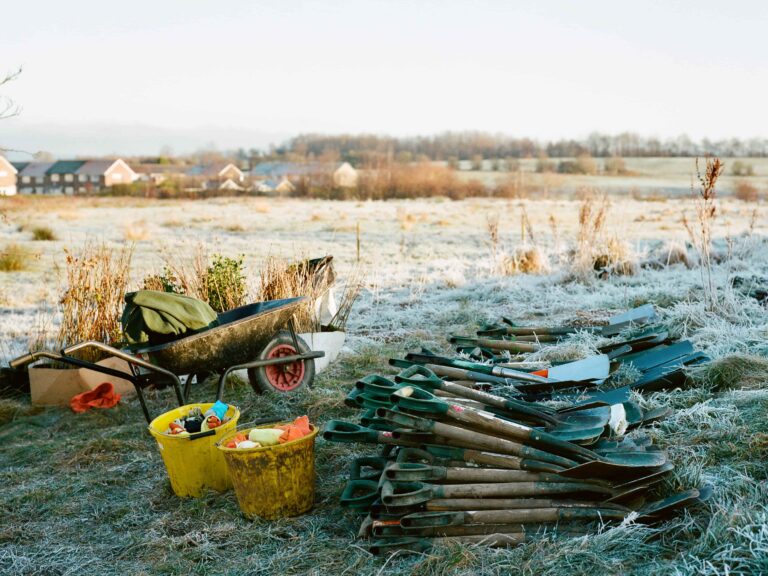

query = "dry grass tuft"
[733,180,760,202]
[689,354,768,391]
[257,255,336,331]
[56,209,81,221]
[31,226,57,241]
[568,193,631,280]
[501,246,550,275]
[57,242,133,354]
[593,237,639,277]
[0,243,36,272]
[123,221,151,241]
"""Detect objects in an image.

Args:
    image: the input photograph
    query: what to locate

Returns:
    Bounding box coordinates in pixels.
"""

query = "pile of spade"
[324,305,712,554]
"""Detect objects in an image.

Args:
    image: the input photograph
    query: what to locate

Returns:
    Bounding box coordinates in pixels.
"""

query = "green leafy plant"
[205,254,246,313]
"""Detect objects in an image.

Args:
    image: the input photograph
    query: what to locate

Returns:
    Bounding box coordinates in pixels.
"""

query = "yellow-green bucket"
[148,403,240,498]
[217,423,319,520]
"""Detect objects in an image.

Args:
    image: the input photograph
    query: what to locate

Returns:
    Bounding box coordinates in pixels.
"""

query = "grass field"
[457,157,768,197]
[1,193,767,575]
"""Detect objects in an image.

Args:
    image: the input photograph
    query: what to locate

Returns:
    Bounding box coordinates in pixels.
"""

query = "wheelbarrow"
[9,297,324,423]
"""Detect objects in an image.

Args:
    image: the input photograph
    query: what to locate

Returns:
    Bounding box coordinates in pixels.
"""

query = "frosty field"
[1,194,767,575]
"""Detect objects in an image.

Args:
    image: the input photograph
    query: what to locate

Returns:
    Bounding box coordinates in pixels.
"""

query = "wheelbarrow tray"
[134,297,306,375]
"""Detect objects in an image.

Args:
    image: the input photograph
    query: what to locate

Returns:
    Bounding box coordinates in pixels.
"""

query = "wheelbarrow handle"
[9,350,64,370]
[63,340,185,409]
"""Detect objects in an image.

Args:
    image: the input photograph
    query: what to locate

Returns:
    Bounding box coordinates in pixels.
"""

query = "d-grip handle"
[322,420,379,443]
[391,386,449,415]
[340,479,379,509]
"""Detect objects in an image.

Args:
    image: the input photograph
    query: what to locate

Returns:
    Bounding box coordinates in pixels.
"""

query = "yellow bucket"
[217,423,319,520]
[148,403,240,498]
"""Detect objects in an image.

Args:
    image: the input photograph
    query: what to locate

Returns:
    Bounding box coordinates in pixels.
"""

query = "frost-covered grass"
[0,196,767,575]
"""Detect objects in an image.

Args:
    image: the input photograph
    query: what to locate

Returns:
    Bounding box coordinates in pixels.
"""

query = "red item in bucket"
[225,433,247,449]
[276,415,311,443]
[206,415,222,429]
[169,422,186,434]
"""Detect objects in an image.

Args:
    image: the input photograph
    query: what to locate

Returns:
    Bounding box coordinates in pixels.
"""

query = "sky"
[2,0,767,157]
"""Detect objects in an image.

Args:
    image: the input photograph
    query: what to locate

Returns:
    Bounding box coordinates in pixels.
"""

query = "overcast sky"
[2,0,767,157]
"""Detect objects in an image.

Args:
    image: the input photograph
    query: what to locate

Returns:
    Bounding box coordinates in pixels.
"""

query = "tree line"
[259,132,768,164]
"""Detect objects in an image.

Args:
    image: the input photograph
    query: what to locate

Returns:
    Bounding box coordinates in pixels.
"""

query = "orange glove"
[225,433,248,449]
[277,415,311,443]
[70,382,121,413]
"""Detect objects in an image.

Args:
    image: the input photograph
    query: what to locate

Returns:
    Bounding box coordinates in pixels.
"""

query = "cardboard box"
[29,356,137,406]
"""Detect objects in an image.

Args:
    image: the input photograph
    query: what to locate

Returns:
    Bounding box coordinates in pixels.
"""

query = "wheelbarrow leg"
[182,374,194,403]
[288,315,301,351]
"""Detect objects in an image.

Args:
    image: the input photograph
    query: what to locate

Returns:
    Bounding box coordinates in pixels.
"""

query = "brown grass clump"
[123,221,151,241]
[57,242,133,353]
[567,193,639,279]
[501,246,550,275]
[733,180,760,202]
[31,226,57,241]
[689,354,768,390]
[592,237,638,277]
[0,243,36,272]
[257,255,336,331]
[645,239,693,269]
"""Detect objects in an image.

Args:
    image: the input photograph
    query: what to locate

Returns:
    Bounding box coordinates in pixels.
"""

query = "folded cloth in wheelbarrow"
[122,290,219,346]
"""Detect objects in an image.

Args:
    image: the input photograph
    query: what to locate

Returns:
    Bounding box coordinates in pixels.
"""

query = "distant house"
[254,177,296,195]
[187,163,244,182]
[184,162,245,192]
[133,164,188,185]
[251,161,358,188]
[0,156,18,196]
[12,158,137,195]
[13,161,53,195]
[212,178,244,192]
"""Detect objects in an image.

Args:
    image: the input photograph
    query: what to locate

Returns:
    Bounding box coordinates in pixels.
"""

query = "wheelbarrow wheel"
[248,331,315,394]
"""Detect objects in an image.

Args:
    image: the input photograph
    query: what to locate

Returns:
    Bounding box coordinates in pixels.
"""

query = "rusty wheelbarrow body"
[10,297,324,423]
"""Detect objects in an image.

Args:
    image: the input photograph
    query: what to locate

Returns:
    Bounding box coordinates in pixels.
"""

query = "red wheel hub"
[264,343,305,391]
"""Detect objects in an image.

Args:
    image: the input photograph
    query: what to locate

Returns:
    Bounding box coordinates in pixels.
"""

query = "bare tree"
[0,67,22,121]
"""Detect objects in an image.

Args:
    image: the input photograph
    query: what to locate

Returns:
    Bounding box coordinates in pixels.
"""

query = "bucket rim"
[148,403,240,441]
[217,423,318,452]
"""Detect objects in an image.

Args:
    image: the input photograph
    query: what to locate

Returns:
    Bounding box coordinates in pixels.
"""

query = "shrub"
[0,243,35,272]
[558,154,598,175]
[731,160,755,177]
[31,226,56,241]
[733,180,759,202]
[535,153,555,173]
[603,156,627,175]
[205,254,247,313]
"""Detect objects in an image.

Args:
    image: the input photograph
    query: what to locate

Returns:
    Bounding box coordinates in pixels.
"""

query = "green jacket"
[122,290,219,346]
